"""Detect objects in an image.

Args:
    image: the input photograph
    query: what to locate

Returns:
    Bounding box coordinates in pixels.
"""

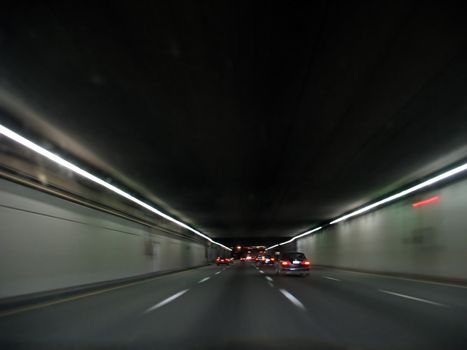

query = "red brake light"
[271,258,275,261]
[302,260,311,266]
[281,261,290,266]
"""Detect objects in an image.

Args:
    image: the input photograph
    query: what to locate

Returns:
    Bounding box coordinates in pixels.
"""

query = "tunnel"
[1,2,467,349]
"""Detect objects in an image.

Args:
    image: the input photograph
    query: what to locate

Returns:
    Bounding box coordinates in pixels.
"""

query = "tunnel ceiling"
[1,2,467,240]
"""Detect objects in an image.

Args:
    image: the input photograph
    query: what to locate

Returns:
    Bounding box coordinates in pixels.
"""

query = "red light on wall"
[412,196,440,208]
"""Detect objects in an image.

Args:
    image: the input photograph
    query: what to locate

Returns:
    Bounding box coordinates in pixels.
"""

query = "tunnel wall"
[297,176,467,281]
[0,178,208,299]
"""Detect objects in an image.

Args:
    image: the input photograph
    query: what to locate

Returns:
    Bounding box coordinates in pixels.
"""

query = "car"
[262,255,276,267]
[216,257,231,265]
[275,252,311,276]
[255,255,268,266]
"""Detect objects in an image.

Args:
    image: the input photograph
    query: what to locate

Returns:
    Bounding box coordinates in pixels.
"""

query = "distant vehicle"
[216,257,231,266]
[262,255,276,267]
[240,255,253,263]
[255,255,267,266]
[276,252,311,276]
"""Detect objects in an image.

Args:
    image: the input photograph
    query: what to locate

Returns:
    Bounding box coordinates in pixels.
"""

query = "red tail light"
[281,260,290,266]
[271,258,275,261]
[301,260,311,266]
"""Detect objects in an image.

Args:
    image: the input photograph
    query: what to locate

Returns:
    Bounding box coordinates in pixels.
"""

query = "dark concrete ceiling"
[1,1,467,240]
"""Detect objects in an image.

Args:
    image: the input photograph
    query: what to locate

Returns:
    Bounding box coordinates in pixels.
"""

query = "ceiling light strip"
[266,226,323,250]
[329,162,467,225]
[268,160,467,250]
[0,124,231,251]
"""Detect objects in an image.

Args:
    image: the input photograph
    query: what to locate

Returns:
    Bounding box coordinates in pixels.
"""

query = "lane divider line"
[198,277,210,284]
[259,270,264,274]
[0,267,206,318]
[215,271,221,275]
[265,276,273,282]
[379,289,448,307]
[144,289,189,313]
[279,289,306,310]
[323,276,341,282]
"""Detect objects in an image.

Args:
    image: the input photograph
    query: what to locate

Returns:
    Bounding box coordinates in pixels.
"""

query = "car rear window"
[283,253,306,260]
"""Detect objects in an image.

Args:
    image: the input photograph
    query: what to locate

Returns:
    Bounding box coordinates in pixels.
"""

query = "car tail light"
[301,260,311,266]
[281,260,290,266]
[271,258,275,261]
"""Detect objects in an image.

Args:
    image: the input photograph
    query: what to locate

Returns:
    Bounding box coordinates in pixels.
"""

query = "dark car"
[260,255,276,268]
[276,252,311,276]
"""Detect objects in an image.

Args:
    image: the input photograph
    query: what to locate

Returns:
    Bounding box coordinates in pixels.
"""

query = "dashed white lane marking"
[215,271,221,275]
[265,276,273,282]
[145,289,189,313]
[324,276,341,282]
[259,270,264,274]
[279,289,306,310]
[379,290,448,307]
[268,281,274,288]
[198,277,210,284]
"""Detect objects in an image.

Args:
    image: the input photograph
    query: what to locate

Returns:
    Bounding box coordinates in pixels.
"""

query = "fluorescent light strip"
[265,226,323,250]
[0,124,231,251]
[330,161,467,225]
[268,158,467,250]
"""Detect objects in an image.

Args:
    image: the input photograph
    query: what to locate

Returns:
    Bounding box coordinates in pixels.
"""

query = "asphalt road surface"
[1,262,467,349]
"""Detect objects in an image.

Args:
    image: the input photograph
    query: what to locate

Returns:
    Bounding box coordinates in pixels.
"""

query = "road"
[1,262,467,349]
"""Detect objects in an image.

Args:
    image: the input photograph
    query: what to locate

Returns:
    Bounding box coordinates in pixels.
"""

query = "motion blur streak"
[412,195,440,208]
[0,124,230,251]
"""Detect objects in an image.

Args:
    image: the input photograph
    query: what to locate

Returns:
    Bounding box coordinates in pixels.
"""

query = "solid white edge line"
[337,269,467,289]
[198,277,210,284]
[379,289,448,307]
[323,276,341,282]
[144,289,189,313]
[0,124,231,252]
[279,289,306,310]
